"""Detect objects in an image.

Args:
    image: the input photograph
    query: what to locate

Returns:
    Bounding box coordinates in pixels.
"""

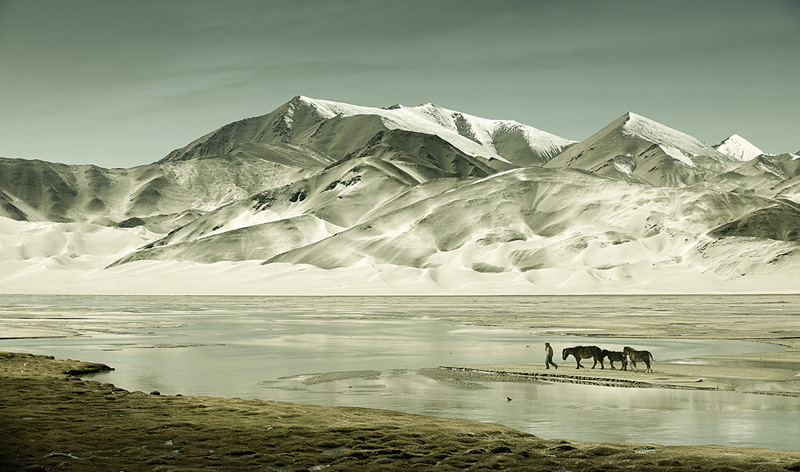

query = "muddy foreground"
[1,352,799,472]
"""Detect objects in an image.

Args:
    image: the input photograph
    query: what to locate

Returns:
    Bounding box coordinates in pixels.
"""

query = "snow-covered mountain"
[715,134,765,161]
[1,97,799,294]
[163,96,575,169]
[544,112,735,187]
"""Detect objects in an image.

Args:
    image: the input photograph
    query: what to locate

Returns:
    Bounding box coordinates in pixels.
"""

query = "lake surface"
[1,294,799,450]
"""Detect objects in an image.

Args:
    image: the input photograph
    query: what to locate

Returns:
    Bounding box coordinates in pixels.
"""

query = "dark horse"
[562,346,604,369]
[623,346,654,373]
[601,349,627,370]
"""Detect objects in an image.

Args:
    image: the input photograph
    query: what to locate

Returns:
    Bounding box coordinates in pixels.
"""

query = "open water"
[1,295,798,450]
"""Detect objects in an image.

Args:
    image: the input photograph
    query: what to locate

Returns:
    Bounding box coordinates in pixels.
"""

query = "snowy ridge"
[497,121,575,161]
[622,112,730,161]
[294,96,574,164]
[715,134,764,161]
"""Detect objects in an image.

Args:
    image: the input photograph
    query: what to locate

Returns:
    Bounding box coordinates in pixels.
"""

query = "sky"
[0,0,798,167]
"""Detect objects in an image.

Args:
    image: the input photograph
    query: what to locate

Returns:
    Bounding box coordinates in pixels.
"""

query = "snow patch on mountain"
[659,144,695,167]
[283,101,295,128]
[715,134,764,161]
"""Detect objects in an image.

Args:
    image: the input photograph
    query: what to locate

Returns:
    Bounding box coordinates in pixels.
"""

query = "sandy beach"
[1,351,799,472]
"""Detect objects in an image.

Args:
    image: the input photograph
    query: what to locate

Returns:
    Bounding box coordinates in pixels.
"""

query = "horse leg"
[575,356,583,369]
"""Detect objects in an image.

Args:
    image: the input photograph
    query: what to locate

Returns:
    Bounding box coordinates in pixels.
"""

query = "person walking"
[544,342,558,369]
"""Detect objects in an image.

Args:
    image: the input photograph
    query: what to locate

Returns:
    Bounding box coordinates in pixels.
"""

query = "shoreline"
[2,351,799,471]
[2,294,799,469]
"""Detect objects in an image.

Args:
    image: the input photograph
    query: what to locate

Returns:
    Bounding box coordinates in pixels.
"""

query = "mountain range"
[1,96,799,294]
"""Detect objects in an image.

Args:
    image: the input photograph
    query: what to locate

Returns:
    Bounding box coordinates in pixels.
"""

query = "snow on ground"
[2,252,796,296]
[0,217,154,269]
[1,216,797,295]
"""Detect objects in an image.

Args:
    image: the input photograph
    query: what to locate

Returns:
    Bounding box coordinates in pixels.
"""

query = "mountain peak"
[621,111,645,120]
[544,110,735,185]
[278,96,573,165]
[616,112,730,161]
[715,134,764,161]
[160,96,573,168]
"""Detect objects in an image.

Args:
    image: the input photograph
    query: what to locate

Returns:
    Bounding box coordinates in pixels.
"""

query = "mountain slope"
[0,156,298,232]
[700,153,800,202]
[163,96,575,169]
[544,112,733,187]
[262,167,790,279]
[708,203,800,241]
[109,152,471,266]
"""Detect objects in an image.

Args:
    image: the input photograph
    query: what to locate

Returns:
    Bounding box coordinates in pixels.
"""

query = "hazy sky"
[1,0,798,167]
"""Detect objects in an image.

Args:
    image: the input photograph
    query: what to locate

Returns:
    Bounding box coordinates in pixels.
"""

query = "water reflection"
[1,294,799,450]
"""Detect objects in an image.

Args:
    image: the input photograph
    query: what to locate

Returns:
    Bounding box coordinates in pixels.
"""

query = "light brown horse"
[623,346,654,373]
[562,345,604,369]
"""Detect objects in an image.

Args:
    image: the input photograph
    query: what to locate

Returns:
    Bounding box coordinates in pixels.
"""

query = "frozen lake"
[1,294,799,450]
